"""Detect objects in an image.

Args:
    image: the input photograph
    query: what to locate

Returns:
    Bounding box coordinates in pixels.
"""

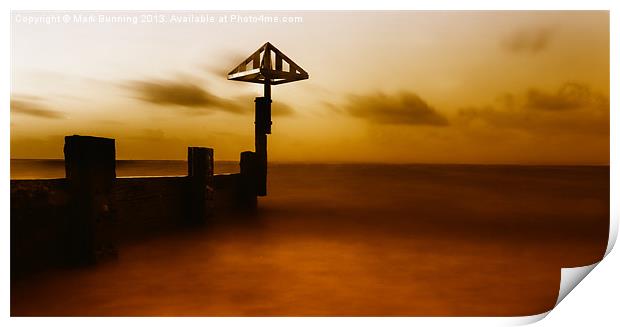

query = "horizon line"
[10,158,610,167]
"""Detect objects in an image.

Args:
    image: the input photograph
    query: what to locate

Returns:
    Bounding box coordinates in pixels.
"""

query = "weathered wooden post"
[188,147,214,224]
[228,42,309,196]
[239,151,258,208]
[63,135,116,265]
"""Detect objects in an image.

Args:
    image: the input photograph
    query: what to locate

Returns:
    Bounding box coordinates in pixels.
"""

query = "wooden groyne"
[11,135,258,276]
[11,42,309,278]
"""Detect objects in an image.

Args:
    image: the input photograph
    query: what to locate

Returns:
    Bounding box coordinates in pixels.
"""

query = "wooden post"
[188,147,214,224]
[63,135,116,265]
[239,151,258,208]
[255,95,271,196]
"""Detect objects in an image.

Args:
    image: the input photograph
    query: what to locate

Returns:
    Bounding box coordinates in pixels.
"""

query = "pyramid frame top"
[227,42,309,85]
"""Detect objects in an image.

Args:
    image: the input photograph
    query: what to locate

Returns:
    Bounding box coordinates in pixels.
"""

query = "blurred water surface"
[10,160,609,316]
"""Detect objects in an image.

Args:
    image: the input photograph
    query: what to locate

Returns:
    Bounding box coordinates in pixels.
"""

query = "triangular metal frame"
[227,42,309,85]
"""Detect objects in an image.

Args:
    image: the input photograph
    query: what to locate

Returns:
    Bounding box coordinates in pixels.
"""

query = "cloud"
[344,91,449,126]
[203,50,249,77]
[457,82,609,135]
[10,97,65,119]
[129,79,243,114]
[502,27,554,54]
[129,78,295,117]
[524,82,607,111]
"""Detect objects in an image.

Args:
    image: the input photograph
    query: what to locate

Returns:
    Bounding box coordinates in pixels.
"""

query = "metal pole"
[264,79,271,99]
[254,80,271,196]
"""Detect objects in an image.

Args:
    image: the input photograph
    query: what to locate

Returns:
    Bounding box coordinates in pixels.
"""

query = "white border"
[3,1,618,326]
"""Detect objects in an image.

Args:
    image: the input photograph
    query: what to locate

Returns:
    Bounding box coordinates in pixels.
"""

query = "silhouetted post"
[239,151,258,208]
[188,147,214,224]
[228,42,309,198]
[255,95,271,196]
[64,135,116,265]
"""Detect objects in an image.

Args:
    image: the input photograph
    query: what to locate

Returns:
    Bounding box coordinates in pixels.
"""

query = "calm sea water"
[10,159,240,179]
[11,160,609,316]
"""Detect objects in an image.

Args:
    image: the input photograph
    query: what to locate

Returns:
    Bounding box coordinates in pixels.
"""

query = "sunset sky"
[11,11,609,164]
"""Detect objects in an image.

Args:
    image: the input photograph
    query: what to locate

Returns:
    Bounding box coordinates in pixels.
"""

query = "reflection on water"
[10,161,609,316]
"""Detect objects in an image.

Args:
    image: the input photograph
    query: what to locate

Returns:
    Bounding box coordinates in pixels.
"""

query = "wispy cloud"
[457,82,609,135]
[524,82,607,111]
[128,79,243,114]
[203,49,249,77]
[10,96,65,119]
[344,91,449,126]
[502,27,554,54]
[129,78,295,117]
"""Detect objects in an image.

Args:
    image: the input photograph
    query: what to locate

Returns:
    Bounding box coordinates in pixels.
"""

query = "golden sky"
[11,11,609,164]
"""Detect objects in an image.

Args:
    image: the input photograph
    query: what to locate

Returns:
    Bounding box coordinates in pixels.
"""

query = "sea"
[10,159,609,316]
